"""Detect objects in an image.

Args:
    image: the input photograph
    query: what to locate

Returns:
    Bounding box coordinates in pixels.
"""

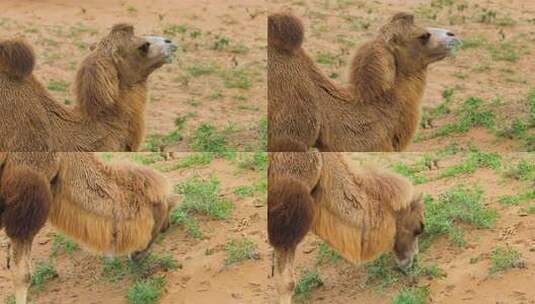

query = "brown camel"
[268,12,461,152]
[268,152,424,303]
[0,152,177,304]
[0,24,177,152]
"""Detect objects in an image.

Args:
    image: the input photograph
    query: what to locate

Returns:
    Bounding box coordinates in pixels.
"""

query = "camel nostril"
[446,32,455,37]
[164,39,172,44]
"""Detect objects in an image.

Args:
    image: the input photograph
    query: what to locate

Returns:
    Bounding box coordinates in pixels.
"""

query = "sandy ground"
[0,153,269,304]
[0,0,267,151]
[268,0,535,152]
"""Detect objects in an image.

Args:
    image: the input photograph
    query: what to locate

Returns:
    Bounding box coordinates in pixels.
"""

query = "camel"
[0,24,177,151]
[268,152,424,303]
[268,12,461,152]
[0,152,177,304]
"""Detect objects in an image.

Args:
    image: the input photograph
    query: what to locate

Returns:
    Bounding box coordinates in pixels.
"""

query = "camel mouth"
[427,27,462,57]
[143,35,178,64]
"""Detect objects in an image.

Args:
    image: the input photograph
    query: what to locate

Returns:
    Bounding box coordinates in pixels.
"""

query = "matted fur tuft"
[358,166,413,211]
[268,13,304,53]
[0,166,51,240]
[0,39,35,80]
[268,176,314,250]
[74,55,119,117]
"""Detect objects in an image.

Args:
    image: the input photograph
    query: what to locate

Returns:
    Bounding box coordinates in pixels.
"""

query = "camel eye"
[414,222,424,236]
[418,32,431,44]
[138,42,150,54]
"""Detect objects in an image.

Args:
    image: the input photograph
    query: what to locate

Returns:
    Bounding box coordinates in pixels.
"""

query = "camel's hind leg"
[9,238,33,304]
[274,246,296,304]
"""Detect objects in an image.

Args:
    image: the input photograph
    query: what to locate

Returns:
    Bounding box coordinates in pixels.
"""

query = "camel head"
[393,193,425,271]
[379,12,461,72]
[131,193,178,261]
[91,23,177,85]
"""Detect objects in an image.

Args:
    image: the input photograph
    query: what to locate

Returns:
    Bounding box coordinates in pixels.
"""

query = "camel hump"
[268,12,304,53]
[268,176,313,250]
[0,39,35,80]
[0,165,51,239]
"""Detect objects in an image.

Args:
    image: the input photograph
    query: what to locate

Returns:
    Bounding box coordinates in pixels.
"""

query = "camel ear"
[410,192,424,210]
[389,12,414,25]
[381,13,414,45]
[89,43,97,51]
[350,41,396,101]
[111,23,134,36]
[74,56,119,116]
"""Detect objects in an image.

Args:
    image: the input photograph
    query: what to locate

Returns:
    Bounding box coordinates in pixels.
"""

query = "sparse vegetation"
[392,286,429,304]
[430,97,495,139]
[438,150,501,178]
[126,276,166,304]
[51,233,79,256]
[422,186,497,247]
[315,241,342,265]
[489,246,523,274]
[224,238,258,265]
[171,175,233,238]
[294,270,323,300]
[31,261,58,290]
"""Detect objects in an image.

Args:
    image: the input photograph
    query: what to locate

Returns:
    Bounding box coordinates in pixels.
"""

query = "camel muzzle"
[143,35,178,63]
[427,27,462,50]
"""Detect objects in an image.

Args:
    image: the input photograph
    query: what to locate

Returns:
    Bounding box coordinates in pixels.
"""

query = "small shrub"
[489,246,522,274]
[224,238,258,265]
[392,286,429,304]
[126,276,166,304]
[294,270,323,299]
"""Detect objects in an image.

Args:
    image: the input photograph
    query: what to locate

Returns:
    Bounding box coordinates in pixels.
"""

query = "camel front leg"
[274,246,296,304]
[10,238,33,304]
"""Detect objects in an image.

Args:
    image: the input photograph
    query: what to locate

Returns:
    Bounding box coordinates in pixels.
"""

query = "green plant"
[422,186,496,247]
[528,89,535,125]
[294,270,323,299]
[392,286,429,304]
[126,276,165,304]
[504,159,535,181]
[47,79,69,92]
[237,152,267,172]
[258,116,267,150]
[439,150,501,178]
[190,123,229,156]
[315,241,341,265]
[232,179,266,198]
[392,162,427,184]
[171,208,202,238]
[489,246,522,274]
[31,261,58,289]
[51,233,79,256]
[171,175,233,238]
[224,238,258,265]
[431,97,495,138]
[498,190,535,205]
[174,153,214,169]
[174,175,233,219]
[3,295,15,304]
[101,257,126,282]
[220,68,252,89]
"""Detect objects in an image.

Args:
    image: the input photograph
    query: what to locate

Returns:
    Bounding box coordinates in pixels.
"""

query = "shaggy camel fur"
[268,152,424,303]
[0,152,177,304]
[0,24,176,151]
[268,12,461,152]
